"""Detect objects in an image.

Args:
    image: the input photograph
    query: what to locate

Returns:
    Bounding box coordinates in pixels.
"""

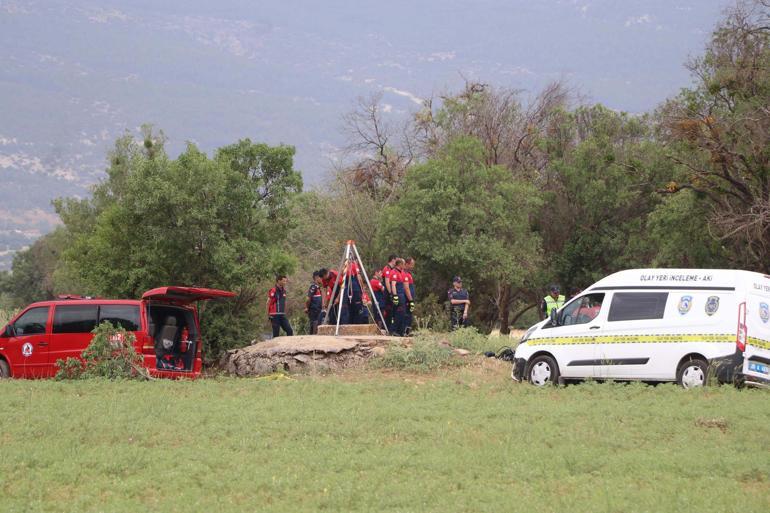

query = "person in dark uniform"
[267,274,293,338]
[305,271,324,334]
[403,257,416,335]
[448,276,470,331]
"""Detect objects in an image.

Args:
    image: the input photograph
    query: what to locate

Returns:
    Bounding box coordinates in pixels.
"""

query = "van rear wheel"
[677,358,708,389]
[527,355,559,387]
[0,359,10,378]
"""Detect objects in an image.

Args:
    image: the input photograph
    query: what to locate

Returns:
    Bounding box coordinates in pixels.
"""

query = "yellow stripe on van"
[527,333,735,346]
[748,337,770,350]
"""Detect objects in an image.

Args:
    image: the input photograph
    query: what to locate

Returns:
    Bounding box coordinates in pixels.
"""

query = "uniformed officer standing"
[541,284,566,320]
[448,276,470,331]
[381,254,397,331]
[369,269,386,329]
[403,257,416,335]
[391,258,411,336]
[305,271,323,334]
[267,274,293,338]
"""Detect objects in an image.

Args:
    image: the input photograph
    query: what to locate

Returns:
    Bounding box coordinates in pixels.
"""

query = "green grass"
[1,368,770,513]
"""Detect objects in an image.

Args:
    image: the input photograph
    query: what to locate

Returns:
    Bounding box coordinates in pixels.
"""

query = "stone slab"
[317,324,383,336]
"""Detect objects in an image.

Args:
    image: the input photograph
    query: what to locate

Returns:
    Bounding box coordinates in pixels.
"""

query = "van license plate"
[748,362,769,375]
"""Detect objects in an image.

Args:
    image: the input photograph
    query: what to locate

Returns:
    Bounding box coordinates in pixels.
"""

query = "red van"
[0,286,235,379]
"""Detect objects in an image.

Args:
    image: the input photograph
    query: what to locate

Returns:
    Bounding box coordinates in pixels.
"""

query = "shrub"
[371,337,460,372]
[413,293,450,332]
[55,322,150,380]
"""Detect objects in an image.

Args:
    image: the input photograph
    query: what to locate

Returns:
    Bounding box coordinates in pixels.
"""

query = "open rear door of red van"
[142,286,236,305]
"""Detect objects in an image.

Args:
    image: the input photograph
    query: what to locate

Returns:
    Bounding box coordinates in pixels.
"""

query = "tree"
[56,136,302,356]
[659,0,770,270]
[380,137,543,331]
[5,228,71,307]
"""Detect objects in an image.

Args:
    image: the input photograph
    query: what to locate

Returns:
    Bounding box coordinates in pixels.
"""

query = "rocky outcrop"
[221,335,404,377]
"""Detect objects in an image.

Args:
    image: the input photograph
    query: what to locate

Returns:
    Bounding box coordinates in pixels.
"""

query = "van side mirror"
[1,324,13,338]
[549,308,559,326]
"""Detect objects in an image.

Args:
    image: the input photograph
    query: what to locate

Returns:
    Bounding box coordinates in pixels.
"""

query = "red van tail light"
[736,301,747,352]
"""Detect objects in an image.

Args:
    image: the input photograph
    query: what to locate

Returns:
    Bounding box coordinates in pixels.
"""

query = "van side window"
[53,305,98,334]
[562,293,605,326]
[608,292,668,322]
[13,307,50,335]
[99,305,140,331]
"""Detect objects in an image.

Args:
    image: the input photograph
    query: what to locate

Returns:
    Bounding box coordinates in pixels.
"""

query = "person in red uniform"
[340,260,367,324]
[392,258,413,336]
[267,274,293,338]
[318,268,339,324]
[369,269,386,329]
[381,254,397,332]
[403,257,416,335]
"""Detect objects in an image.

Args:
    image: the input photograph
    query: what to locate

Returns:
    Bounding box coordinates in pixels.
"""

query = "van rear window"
[99,305,140,331]
[608,292,668,322]
[53,305,98,333]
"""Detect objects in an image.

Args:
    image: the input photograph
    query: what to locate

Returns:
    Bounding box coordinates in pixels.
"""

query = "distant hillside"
[0,0,728,269]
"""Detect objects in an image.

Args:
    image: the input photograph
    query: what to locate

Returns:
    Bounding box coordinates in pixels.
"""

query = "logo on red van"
[21,342,33,357]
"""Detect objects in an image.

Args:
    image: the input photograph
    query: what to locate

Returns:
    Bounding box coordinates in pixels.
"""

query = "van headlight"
[519,326,537,345]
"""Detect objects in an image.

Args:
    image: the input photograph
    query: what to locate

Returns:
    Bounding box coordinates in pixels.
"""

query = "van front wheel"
[527,355,559,387]
[0,359,10,378]
[677,358,708,389]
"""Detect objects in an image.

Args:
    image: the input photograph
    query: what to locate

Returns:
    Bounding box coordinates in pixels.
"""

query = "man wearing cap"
[448,276,470,331]
[305,271,324,334]
[541,284,566,320]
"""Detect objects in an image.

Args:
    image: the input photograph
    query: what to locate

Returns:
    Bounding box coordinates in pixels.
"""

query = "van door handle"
[589,326,600,330]
[38,342,49,346]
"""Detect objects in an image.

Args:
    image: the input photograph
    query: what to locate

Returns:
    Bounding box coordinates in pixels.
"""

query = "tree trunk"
[497,284,511,335]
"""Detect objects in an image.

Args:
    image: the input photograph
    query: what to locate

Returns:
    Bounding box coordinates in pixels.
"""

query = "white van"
[512,269,770,388]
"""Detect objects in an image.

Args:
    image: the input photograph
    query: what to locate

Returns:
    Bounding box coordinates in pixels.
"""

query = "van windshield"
[147,304,198,372]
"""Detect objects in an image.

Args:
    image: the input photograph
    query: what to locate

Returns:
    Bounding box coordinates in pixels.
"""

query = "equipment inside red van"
[0,286,235,379]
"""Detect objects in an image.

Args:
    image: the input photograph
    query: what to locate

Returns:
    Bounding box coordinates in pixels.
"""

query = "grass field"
[2,359,769,513]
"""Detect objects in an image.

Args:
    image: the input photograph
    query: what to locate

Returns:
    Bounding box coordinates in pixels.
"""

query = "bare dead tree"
[338,93,415,202]
[660,0,770,269]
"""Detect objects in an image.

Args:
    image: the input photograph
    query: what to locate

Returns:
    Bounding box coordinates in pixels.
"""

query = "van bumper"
[708,350,744,384]
[511,358,526,382]
[740,354,770,388]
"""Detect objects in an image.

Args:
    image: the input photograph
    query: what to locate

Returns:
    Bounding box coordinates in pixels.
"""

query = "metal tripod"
[320,240,388,335]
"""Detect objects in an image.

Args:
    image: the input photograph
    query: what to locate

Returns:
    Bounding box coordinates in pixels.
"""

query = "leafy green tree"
[380,137,542,331]
[56,136,302,356]
[4,228,71,307]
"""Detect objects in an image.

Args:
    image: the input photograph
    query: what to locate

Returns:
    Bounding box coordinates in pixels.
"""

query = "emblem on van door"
[21,342,33,357]
[760,302,769,323]
[678,295,693,315]
[705,296,720,316]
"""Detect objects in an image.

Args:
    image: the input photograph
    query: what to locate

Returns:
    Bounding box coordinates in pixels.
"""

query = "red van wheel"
[0,359,10,378]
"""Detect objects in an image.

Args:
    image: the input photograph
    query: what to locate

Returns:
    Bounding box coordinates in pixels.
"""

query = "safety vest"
[543,295,565,315]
